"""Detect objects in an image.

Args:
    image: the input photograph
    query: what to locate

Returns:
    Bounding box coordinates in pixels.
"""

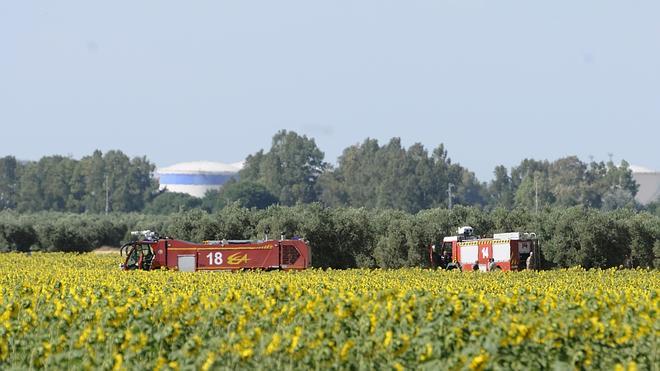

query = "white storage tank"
[630,165,660,205]
[156,161,242,198]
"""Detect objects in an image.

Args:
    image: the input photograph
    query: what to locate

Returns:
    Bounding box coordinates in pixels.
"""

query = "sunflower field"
[0,253,657,370]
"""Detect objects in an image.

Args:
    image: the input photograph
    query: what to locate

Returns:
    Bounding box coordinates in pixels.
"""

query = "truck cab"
[120,230,160,271]
[122,242,156,270]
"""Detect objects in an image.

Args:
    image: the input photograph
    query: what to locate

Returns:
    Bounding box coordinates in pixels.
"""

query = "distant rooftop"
[157,161,243,175]
[630,165,660,205]
[630,165,656,174]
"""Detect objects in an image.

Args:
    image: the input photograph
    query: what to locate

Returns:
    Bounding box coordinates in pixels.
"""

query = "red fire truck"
[429,226,540,271]
[120,231,311,271]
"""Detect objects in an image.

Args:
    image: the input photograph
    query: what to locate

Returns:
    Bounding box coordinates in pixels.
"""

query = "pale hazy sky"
[2,1,659,180]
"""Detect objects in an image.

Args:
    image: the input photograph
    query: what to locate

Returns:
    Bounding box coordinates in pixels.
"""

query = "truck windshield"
[125,244,154,270]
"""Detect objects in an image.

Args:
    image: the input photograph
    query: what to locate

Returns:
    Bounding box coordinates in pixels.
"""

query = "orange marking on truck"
[227,253,250,265]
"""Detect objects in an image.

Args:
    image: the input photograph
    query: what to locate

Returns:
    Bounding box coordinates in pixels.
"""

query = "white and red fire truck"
[430,226,540,271]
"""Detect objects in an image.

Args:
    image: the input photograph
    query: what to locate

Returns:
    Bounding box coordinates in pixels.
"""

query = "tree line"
[0,150,156,213]
[225,130,645,214]
[0,130,654,216]
[0,205,658,269]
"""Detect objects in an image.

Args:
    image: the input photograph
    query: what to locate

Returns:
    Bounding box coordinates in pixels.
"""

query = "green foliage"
[645,199,660,217]
[143,192,202,214]
[502,157,639,211]
[601,189,636,211]
[34,214,127,253]
[488,165,515,209]
[200,189,223,213]
[513,171,555,210]
[209,203,260,240]
[167,209,209,242]
[0,214,37,252]
[17,156,77,211]
[238,130,327,205]
[6,150,157,213]
[319,139,487,213]
[489,207,533,232]
[0,135,648,215]
[539,207,644,269]
[2,258,657,370]
[622,210,660,268]
[1,206,657,270]
[247,204,371,268]
[210,180,279,210]
[0,156,19,210]
[0,212,173,253]
[372,210,413,268]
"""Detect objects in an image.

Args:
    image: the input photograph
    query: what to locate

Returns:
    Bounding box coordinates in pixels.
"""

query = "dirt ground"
[92,246,120,254]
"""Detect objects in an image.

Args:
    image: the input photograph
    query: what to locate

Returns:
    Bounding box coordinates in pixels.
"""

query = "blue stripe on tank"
[159,173,235,185]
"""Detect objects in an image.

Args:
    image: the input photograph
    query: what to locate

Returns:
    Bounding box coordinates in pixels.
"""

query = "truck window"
[140,244,154,270]
[126,247,139,269]
[125,244,154,270]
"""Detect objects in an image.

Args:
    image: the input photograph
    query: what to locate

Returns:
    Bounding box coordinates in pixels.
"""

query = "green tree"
[586,160,639,209]
[601,189,636,211]
[548,156,587,207]
[511,159,550,189]
[620,210,660,268]
[452,168,487,207]
[514,171,554,211]
[0,156,20,210]
[217,180,279,209]
[104,151,157,212]
[603,160,638,196]
[17,156,76,212]
[144,192,203,214]
[320,139,486,212]
[239,130,327,205]
[646,198,660,218]
[490,207,533,233]
[201,189,223,213]
[372,210,413,268]
[319,138,381,209]
[540,207,631,268]
[13,150,156,213]
[169,209,211,242]
[0,213,37,252]
[488,165,515,209]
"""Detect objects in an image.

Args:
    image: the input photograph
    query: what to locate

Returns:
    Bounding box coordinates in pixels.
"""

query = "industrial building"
[156,161,242,198]
[630,165,660,205]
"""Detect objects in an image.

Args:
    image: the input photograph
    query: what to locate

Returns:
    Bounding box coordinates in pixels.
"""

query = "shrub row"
[0,212,171,253]
[0,205,658,268]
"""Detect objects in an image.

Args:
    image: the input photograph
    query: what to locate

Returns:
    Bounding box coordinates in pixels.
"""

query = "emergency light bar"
[130,230,159,240]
